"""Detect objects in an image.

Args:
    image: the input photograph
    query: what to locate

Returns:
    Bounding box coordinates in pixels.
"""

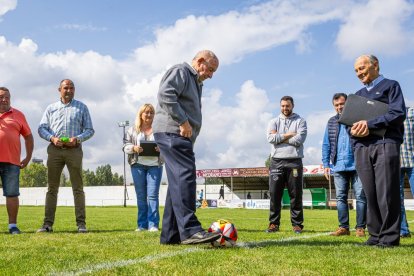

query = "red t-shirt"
[0,108,32,166]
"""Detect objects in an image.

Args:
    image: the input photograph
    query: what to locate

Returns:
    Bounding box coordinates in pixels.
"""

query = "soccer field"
[1,206,413,275]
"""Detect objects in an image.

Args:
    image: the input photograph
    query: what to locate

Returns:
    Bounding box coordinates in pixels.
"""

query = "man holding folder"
[351,55,406,247]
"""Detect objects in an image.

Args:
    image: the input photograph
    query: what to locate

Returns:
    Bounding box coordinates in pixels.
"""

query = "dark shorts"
[0,162,20,197]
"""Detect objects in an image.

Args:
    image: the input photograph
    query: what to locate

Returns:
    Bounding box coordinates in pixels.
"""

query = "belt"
[51,143,80,150]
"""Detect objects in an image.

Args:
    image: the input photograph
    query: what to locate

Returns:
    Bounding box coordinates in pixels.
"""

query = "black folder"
[338,94,388,137]
[139,141,160,156]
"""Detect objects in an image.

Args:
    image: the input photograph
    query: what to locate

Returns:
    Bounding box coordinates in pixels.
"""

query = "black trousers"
[154,133,203,244]
[354,143,401,246]
[268,158,304,227]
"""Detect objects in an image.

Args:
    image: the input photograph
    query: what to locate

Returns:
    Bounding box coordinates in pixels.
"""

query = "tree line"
[18,163,124,187]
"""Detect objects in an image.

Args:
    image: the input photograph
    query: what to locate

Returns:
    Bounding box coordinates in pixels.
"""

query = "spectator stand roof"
[196,165,329,191]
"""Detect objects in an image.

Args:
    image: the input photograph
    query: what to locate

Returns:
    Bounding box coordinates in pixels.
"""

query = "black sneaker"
[37,225,53,233]
[400,233,411,238]
[78,225,88,233]
[265,224,279,233]
[181,230,221,245]
[9,226,21,234]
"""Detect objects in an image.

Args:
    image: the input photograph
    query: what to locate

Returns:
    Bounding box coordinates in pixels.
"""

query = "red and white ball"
[208,219,238,247]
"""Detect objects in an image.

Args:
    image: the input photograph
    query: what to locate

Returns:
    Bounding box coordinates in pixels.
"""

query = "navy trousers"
[154,133,203,244]
[354,143,401,246]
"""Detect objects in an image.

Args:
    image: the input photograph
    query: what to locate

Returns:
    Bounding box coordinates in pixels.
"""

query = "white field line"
[51,231,331,275]
[237,231,331,248]
[49,247,203,276]
[237,219,414,248]
[49,221,414,275]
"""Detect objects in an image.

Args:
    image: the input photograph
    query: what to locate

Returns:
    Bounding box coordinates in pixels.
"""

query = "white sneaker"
[148,227,159,232]
[37,225,53,233]
[135,227,147,232]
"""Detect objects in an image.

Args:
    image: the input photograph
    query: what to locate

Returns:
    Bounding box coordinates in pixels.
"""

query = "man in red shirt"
[0,87,34,234]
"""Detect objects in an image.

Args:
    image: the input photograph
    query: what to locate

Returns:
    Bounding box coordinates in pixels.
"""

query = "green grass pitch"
[1,206,413,275]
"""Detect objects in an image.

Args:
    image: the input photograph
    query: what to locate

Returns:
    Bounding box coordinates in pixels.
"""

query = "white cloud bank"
[1,0,414,178]
[336,0,414,59]
[56,23,108,32]
[0,0,16,17]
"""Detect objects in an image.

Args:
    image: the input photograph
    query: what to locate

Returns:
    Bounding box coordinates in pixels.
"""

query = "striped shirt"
[401,107,414,168]
[38,99,94,143]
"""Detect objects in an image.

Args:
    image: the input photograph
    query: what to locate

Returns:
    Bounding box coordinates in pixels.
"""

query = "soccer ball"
[208,219,238,247]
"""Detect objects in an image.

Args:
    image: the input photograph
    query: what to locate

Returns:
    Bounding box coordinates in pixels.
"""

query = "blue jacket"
[322,114,340,167]
[322,114,355,171]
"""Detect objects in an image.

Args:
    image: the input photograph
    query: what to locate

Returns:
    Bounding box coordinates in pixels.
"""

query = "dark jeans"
[268,158,304,228]
[154,133,203,244]
[0,162,20,197]
[333,171,366,229]
[354,143,401,246]
[400,167,413,236]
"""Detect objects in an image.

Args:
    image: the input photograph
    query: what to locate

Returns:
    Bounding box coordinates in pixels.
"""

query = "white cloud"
[303,110,334,166]
[0,0,16,17]
[125,0,348,75]
[336,0,414,59]
[304,146,322,165]
[2,0,414,179]
[195,80,273,169]
[406,100,414,107]
[56,23,107,32]
[0,0,357,175]
[18,38,38,53]
[306,110,333,136]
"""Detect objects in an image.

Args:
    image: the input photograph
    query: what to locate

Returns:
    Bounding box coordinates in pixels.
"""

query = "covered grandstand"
[196,165,414,207]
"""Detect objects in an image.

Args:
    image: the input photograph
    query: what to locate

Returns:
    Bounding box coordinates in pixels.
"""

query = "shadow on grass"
[87,229,146,233]
[237,228,335,233]
[238,238,414,249]
[21,229,142,234]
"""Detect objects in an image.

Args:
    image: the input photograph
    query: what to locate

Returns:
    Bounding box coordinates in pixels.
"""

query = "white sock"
[9,223,17,229]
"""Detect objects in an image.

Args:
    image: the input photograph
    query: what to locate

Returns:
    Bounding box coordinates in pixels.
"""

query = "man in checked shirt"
[400,106,414,238]
[37,79,94,233]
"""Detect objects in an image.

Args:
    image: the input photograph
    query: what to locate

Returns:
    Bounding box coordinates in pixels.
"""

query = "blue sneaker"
[9,226,21,234]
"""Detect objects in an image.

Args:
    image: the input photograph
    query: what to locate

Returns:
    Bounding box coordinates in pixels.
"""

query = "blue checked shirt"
[401,107,414,168]
[38,99,94,143]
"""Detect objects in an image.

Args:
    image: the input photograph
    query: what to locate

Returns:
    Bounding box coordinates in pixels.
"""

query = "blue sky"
[1,0,414,180]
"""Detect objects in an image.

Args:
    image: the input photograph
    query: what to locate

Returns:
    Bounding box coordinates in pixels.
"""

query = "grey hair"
[366,55,378,66]
[356,54,380,71]
[193,50,218,62]
[59,79,75,87]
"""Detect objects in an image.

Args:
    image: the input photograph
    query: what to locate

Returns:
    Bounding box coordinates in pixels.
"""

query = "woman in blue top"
[123,104,163,232]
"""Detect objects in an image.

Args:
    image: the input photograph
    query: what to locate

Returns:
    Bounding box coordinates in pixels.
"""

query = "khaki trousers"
[44,144,85,226]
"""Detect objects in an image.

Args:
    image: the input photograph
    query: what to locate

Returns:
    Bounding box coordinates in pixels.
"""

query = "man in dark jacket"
[322,93,366,237]
[351,55,406,247]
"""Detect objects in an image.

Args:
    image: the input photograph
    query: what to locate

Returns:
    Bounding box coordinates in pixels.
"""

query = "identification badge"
[292,169,298,177]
